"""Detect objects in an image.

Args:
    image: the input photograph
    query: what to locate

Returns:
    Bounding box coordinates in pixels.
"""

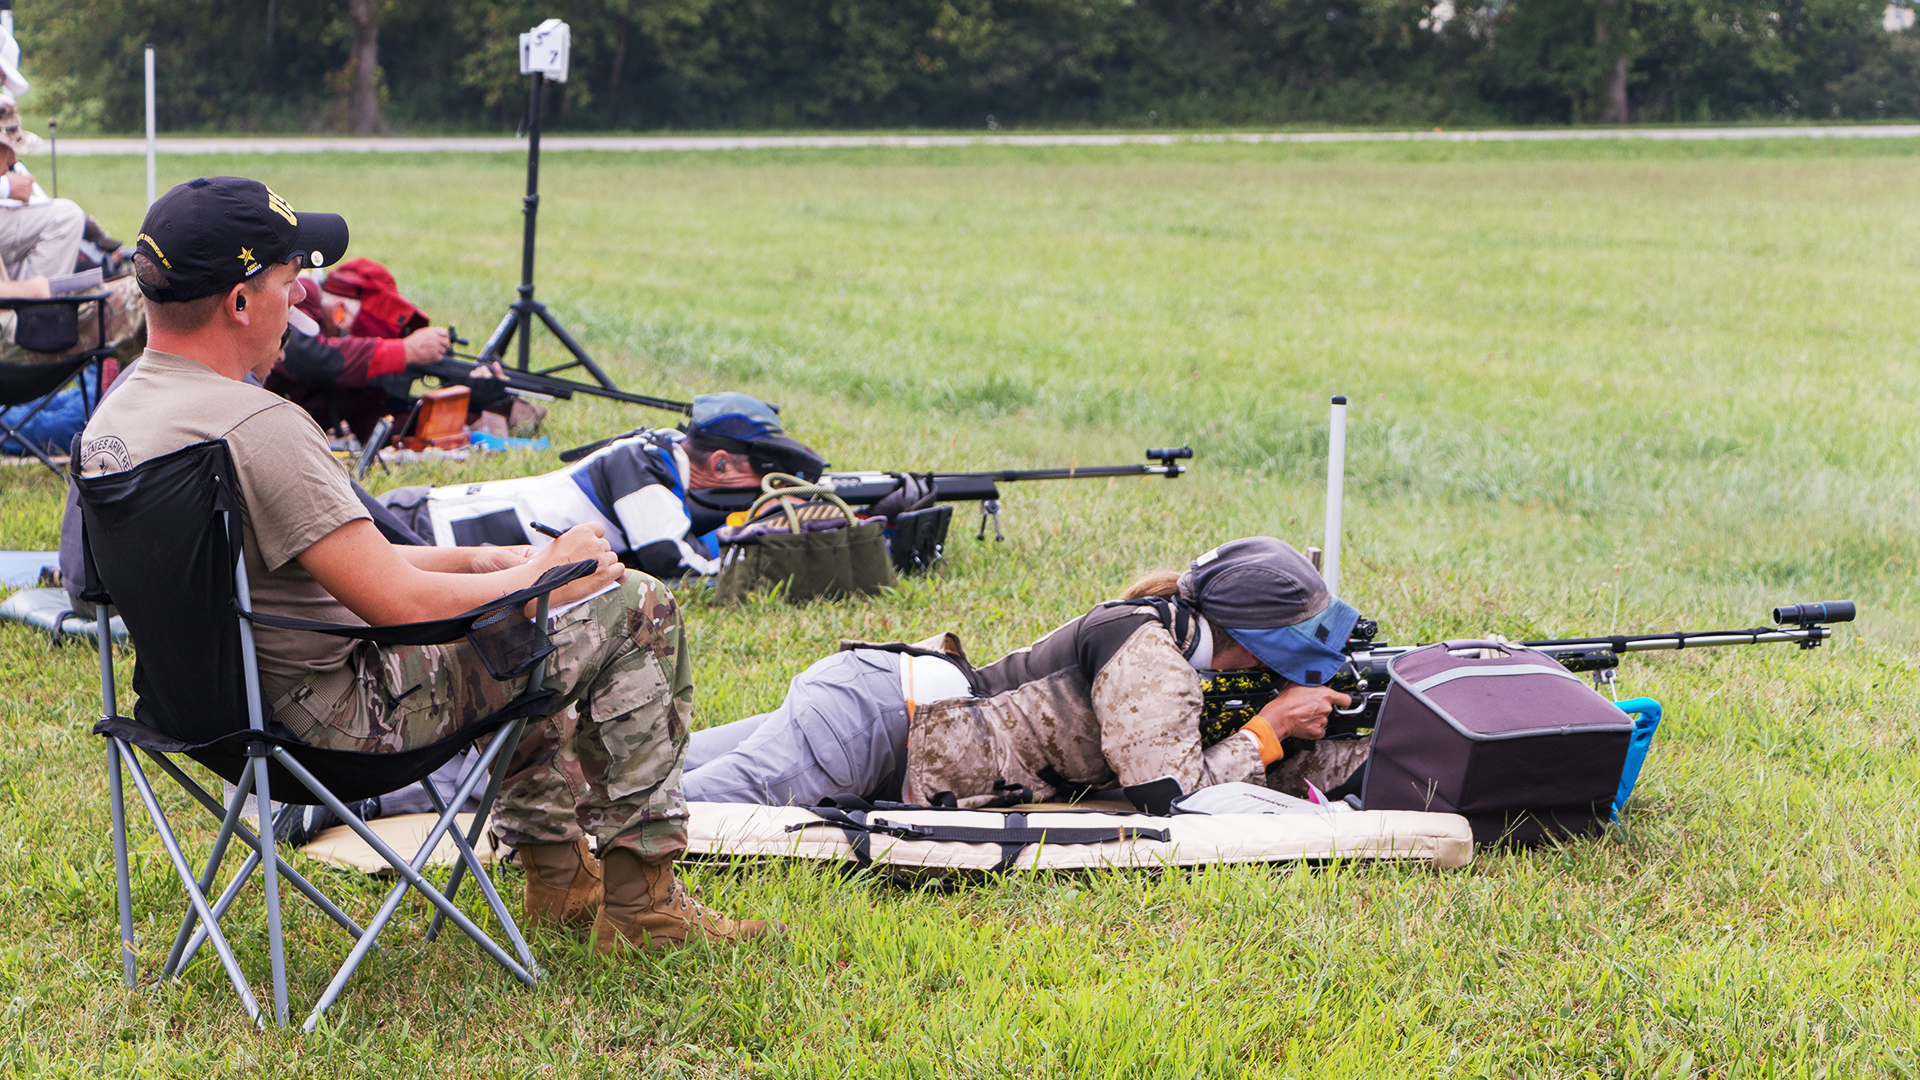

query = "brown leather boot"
[519,837,603,929]
[591,849,777,954]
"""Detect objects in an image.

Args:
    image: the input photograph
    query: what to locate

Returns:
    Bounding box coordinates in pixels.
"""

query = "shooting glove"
[867,472,936,526]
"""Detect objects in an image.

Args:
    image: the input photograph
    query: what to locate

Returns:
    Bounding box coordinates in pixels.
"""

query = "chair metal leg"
[420,779,538,974]
[118,740,263,1026]
[427,718,529,944]
[430,609,550,944]
[270,745,538,1033]
[173,846,261,975]
[252,749,290,1028]
[162,767,254,978]
[141,750,364,942]
[98,606,137,989]
[106,740,136,989]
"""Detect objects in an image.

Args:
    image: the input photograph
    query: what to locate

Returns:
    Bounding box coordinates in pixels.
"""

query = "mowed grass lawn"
[2,139,1917,1076]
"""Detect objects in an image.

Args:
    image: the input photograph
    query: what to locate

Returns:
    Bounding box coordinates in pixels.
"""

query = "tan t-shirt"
[78,348,370,702]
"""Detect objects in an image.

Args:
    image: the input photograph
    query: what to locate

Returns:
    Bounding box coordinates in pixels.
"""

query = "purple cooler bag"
[1361,640,1636,845]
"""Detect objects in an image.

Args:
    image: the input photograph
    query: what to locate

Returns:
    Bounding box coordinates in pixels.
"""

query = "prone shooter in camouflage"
[682,537,1361,813]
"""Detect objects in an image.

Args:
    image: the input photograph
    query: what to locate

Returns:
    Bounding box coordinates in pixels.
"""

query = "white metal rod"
[1324,394,1347,597]
[143,47,157,206]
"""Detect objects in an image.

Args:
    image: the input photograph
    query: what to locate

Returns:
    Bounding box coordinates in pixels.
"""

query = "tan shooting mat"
[299,813,498,875]
[686,803,1475,871]
[297,804,1474,875]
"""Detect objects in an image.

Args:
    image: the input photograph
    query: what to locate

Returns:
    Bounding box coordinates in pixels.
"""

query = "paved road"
[49,125,1920,156]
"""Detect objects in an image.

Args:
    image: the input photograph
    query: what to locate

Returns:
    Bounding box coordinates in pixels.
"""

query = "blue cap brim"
[1223,598,1360,686]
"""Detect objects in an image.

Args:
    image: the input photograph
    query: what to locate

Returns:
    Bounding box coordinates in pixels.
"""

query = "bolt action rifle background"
[559,434,1194,572]
[1199,601,1857,746]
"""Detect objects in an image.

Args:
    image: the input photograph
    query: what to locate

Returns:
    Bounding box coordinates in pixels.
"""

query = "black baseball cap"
[134,177,349,303]
[1180,537,1360,686]
[686,392,827,480]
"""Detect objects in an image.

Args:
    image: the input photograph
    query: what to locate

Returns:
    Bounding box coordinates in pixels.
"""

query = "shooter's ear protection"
[235,293,246,311]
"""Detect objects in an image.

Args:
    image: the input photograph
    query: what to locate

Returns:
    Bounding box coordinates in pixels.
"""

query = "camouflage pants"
[0,274,146,367]
[273,571,692,859]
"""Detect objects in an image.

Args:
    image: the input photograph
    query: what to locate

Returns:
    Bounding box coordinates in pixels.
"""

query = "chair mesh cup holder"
[16,300,82,353]
[74,439,601,1030]
[464,565,579,680]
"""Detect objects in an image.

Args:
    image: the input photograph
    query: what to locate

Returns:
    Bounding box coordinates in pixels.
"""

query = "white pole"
[1324,394,1347,598]
[143,47,156,207]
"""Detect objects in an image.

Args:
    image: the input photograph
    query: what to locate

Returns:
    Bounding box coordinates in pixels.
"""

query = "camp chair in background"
[0,289,114,473]
[74,439,596,1030]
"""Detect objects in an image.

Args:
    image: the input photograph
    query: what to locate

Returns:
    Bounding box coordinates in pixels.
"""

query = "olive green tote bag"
[714,474,898,605]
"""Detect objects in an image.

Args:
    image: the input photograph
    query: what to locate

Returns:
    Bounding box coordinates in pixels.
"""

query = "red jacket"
[265,258,429,441]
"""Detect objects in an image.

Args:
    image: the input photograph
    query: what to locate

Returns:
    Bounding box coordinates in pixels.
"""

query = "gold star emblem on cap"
[237,246,255,265]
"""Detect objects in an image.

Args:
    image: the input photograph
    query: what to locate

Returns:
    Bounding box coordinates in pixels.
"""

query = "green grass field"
[2,139,1918,1076]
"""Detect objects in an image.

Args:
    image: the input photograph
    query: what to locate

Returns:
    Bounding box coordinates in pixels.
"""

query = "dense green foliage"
[1,139,1918,1073]
[15,0,1920,133]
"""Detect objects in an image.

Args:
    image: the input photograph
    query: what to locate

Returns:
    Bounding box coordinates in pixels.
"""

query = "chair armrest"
[0,292,110,309]
[238,559,601,646]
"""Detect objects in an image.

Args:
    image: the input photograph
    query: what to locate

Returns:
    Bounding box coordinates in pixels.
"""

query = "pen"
[528,521,564,539]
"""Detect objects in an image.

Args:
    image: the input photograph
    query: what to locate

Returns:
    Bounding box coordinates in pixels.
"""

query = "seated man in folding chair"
[0,94,145,374]
[76,176,775,954]
[0,93,84,284]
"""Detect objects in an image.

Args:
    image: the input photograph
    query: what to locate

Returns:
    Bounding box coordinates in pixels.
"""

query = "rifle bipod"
[976,499,1005,542]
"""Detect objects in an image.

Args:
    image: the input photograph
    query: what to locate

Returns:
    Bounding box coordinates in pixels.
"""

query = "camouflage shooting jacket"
[901,603,1265,808]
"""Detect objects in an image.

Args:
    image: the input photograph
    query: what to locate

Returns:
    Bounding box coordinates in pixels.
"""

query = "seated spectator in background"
[0,93,142,372]
[0,93,84,283]
[0,272,144,369]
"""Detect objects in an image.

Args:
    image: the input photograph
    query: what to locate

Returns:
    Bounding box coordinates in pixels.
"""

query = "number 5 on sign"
[519,19,571,83]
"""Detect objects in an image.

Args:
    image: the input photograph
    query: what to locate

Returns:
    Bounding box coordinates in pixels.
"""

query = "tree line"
[18,0,1920,134]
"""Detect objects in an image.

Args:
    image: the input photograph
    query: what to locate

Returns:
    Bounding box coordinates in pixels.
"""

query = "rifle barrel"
[961,464,1184,482]
[418,356,693,415]
[682,457,1191,512]
[1520,627,1829,652]
[1345,624,1833,684]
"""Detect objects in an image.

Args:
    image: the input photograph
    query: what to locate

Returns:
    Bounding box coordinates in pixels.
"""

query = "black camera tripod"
[475,72,685,413]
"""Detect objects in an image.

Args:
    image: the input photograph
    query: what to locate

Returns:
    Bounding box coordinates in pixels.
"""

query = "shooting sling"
[714,473,897,605]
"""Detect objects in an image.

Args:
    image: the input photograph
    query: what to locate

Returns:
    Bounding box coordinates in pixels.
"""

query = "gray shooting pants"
[683,649,910,805]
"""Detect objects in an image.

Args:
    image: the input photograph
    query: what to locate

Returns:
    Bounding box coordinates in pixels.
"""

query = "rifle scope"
[1772,601,1855,625]
[1146,447,1193,462]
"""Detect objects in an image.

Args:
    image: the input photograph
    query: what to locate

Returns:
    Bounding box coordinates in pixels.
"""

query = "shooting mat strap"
[787,807,1172,874]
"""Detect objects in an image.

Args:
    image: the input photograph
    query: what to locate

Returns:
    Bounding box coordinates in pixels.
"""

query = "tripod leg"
[531,305,618,390]
[477,306,523,366]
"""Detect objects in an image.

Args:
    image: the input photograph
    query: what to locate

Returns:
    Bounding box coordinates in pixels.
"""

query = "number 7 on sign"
[518,19,571,83]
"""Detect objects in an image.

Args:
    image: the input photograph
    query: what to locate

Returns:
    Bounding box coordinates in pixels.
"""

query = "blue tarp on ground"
[0,586,127,644]
[0,551,57,589]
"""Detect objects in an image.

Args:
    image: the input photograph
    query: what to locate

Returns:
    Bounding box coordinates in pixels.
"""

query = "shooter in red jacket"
[265,257,452,442]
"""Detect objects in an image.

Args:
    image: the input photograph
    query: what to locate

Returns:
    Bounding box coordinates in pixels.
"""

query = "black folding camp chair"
[73,439,595,1030]
[0,290,114,473]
